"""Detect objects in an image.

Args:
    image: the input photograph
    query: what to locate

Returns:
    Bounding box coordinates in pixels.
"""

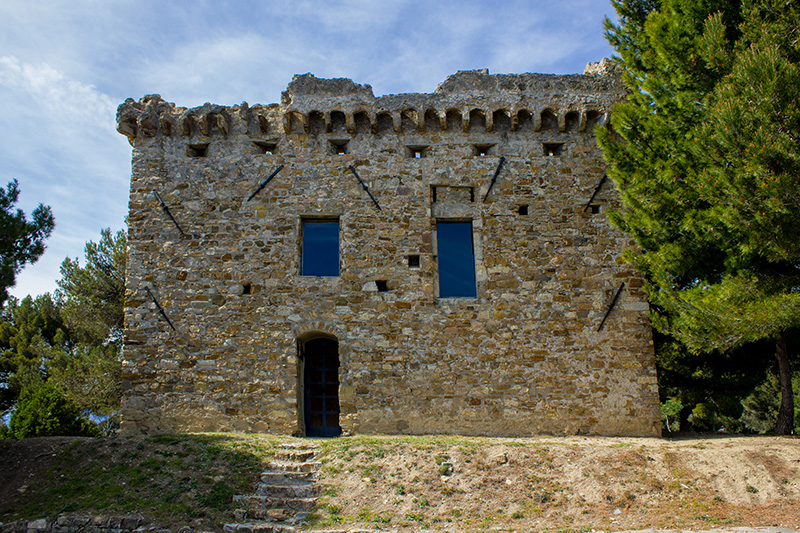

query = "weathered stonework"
[117,63,661,438]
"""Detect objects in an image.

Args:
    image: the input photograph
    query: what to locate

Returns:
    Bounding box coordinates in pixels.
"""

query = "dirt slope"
[1,434,798,532]
[310,434,800,531]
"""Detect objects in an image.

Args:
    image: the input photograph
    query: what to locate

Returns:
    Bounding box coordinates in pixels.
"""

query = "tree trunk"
[774,333,795,435]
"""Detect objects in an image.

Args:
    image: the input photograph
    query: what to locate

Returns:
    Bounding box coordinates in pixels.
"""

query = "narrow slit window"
[301,219,340,276]
[187,143,209,157]
[437,221,477,298]
[543,143,563,157]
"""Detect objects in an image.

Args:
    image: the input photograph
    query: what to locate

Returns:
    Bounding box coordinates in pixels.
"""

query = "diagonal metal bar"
[482,156,506,202]
[597,282,626,332]
[584,173,608,212]
[247,164,285,202]
[144,286,176,331]
[154,191,184,234]
[348,165,382,211]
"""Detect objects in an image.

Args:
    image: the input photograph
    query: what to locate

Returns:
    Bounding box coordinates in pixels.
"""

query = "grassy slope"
[1,434,799,532]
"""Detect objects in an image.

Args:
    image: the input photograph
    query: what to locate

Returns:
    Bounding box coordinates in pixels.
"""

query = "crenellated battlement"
[117,65,619,141]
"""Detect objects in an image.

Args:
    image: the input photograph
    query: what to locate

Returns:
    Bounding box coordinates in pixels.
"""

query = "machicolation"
[117,61,661,437]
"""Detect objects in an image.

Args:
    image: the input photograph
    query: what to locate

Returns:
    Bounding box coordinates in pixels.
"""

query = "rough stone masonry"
[116,60,661,438]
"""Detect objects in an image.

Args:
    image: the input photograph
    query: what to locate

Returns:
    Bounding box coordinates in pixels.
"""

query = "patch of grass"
[0,433,283,529]
[323,503,344,524]
[413,495,429,508]
[355,507,391,524]
[195,480,236,510]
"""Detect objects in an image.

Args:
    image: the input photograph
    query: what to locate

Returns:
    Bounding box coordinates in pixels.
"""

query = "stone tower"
[116,64,661,437]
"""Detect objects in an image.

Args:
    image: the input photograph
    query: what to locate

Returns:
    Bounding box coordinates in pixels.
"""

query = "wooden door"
[302,337,341,437]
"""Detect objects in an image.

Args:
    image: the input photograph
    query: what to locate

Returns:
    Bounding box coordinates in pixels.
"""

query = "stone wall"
[117,64,661,437]
[1,516,146,533]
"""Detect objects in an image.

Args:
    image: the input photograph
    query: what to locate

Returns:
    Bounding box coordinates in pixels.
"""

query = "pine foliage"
[601,0,800,432]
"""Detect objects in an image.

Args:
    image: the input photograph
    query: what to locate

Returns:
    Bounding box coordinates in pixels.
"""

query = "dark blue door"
[303,337,341,437]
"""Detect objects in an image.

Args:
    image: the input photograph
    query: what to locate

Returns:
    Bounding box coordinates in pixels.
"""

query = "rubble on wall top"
[284,73,375,98]
[434,65,618,95]
[583,58,616,77]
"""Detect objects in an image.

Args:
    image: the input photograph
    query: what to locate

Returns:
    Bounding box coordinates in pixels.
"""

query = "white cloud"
[0,56,130,300]
[137,32,329,107]
[0,56,118,125]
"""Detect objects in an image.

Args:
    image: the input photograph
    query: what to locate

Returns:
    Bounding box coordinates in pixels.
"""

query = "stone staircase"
[224,441,322,533]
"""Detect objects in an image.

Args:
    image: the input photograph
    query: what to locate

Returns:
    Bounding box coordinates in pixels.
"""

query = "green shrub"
[660,398,683,433]
[7,382,100,438]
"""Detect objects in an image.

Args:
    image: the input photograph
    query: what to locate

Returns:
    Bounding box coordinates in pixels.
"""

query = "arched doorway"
[300,336,341,437]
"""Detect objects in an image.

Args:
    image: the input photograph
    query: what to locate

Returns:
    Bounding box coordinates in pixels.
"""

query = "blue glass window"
[437,221,476,297]
[302,220,340,276]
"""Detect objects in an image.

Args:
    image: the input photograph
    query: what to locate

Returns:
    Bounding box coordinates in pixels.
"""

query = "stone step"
[269,460,321,472]
[234,507,300,522]
[223,521,297,533]
[234,495,318,512]
[310,530,375,533]
[260,470,316,484]
[255,483,317,498]
[277,441,319,451]
[226,442,321,532]
[234,507,314,523]
[274,449,317,462]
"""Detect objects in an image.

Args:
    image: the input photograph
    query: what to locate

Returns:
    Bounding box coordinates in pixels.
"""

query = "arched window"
[308,111,325,135]
[469,109,486,131]
[493,109,511,132]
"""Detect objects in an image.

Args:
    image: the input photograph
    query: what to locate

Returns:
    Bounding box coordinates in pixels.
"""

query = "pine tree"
[0,180,55,307]
[600,0,800,433]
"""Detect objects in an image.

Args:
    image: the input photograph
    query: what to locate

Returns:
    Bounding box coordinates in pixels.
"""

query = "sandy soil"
[311,434,800,532]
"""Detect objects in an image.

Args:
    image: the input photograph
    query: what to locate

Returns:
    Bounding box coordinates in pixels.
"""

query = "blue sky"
[1,0,618,300]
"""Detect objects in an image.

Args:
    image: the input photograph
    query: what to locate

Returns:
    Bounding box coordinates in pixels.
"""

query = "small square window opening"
[187,144,209,157]
[473,144,494,157]
[242,283,252,295]
[330,140,349,155]
[543,143,563,157]
[407,255,420,268]
[376,280,389,292]
[589,205,601,214]
[253,141,277,154]
[407,146,428,159]
[518,205,528,216]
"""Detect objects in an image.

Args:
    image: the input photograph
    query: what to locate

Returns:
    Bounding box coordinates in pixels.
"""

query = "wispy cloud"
[0,56,130,300]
